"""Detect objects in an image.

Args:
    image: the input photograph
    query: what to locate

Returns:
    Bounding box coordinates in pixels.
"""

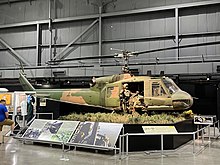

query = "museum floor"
[0,134,220,165]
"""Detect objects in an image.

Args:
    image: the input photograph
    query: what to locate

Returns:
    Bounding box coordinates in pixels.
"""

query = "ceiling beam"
[0,0,220,29]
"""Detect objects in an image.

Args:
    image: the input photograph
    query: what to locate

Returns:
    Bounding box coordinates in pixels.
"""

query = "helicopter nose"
[171,90,193,110]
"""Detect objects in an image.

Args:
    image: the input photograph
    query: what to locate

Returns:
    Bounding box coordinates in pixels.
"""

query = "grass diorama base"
[59,112,189,124]
[59,111,195,152]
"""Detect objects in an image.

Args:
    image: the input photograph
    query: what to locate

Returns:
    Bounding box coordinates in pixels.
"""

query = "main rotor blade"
[48,40,220,63]
[133,40,220,55]
[48,54,115,63]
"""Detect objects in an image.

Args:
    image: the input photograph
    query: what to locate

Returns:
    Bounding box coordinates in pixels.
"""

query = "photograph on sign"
[23,127,42,139]
[70,122,123,148]
[71,122,97,145]
[22,119,47,140]
[22,119,79,143]
[94,122,123,147]
[194,116,214,125]
[39,120,79,143]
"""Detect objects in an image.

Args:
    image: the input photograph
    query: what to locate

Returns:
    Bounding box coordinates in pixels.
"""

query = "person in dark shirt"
[26,94,35,123]
[0,99,15,136]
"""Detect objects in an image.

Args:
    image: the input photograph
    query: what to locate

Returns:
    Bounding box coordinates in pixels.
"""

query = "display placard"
[0,93,12,105]
[194,115,216,125]
[22,119,79,143]
[69,122,123,148]
[39,98,46,107]
[142,126,178,134]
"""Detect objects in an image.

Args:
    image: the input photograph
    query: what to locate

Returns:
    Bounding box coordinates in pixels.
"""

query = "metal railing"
[1,112,54,143]
[119,120,220,159]
[198,120,220,140]
[2,118,219,159]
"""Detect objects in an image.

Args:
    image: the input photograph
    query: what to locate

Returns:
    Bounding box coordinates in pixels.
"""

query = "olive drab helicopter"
[19,45,195,113]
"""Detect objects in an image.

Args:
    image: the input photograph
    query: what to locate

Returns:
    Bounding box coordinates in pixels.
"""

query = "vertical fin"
[19,72,35,91]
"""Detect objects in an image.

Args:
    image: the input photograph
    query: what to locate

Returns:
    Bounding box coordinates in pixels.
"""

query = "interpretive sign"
[194,115,216,125]
[142,126,178,134]
[70,122,123,148]
[22,119,79,143]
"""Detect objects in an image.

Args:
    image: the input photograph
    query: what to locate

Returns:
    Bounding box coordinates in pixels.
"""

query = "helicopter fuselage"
[25,73,193,112]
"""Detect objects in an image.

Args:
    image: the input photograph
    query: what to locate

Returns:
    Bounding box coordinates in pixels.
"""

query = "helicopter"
[18,46,196,113]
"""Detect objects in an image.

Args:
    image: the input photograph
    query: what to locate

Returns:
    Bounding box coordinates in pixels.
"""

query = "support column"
[53,0,57,58]
[175,7,179,60]
[98,6,102,64]
[36,23,42,66]
[48,0,53,60]
[217,83,220,121]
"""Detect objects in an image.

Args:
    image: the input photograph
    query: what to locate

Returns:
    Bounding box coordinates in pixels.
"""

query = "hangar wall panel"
[0,0,213,24]
[103,11,174,40]
[180,5,220,33]
[165,64,188,74]
[0,0,48,25]
[35,69,52,78]
[104,0,208,13]
[0,52,16,67]
[0,26,36,47]
[142,63,215,75]
[0,0,220,79]
[142,65,154,75]
[0,49,36,67]
[188,63,213,73]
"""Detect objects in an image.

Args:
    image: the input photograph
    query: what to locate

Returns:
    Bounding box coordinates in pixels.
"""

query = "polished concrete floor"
[0,135,220,165]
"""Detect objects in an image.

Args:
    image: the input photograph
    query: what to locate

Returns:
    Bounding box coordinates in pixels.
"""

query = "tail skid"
[19,72,35,91]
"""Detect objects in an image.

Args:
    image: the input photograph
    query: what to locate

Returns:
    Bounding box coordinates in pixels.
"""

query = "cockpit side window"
[161,87,166,96]
[152,82,167,97]
[162,78,179,94]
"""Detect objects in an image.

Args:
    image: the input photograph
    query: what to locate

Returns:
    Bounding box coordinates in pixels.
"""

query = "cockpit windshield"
[162,77,180,94]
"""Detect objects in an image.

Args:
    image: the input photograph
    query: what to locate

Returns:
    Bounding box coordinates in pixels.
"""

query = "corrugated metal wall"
[0,0,219,78]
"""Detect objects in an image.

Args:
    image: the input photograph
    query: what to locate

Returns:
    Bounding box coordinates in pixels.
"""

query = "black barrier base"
[122,119,195,152]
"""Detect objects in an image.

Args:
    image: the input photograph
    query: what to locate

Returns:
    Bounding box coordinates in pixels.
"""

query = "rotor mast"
[112,48,136,74]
